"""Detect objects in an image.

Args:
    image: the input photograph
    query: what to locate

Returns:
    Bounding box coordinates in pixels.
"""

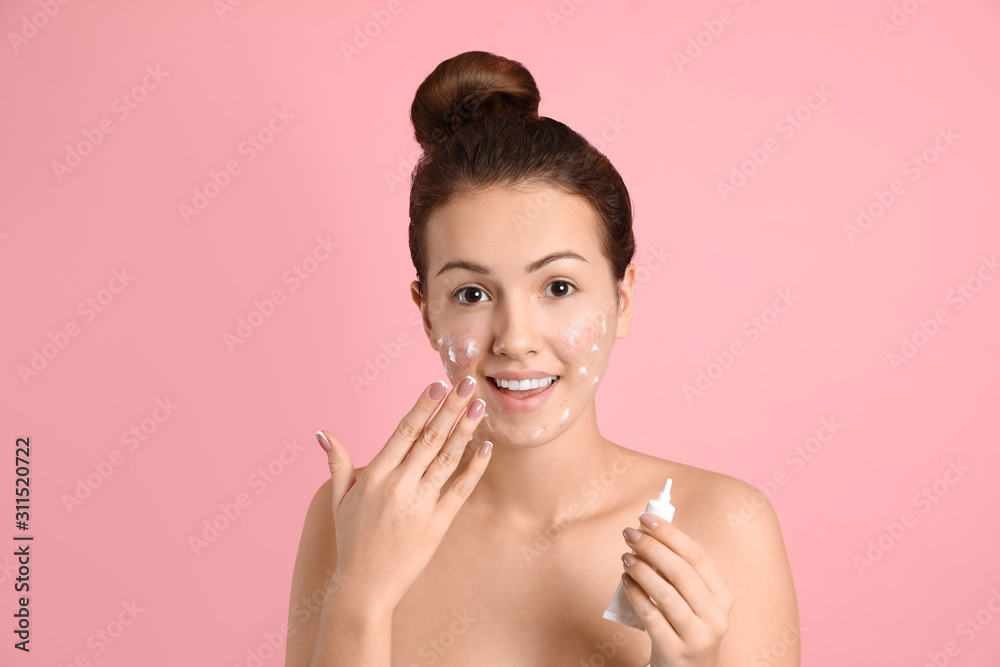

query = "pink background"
[3,0,999,665]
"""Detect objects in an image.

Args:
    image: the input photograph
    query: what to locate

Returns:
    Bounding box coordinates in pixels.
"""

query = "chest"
[389,515,652,666]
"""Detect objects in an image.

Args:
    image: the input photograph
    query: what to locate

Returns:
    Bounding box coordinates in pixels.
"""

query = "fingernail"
[639,512,659,530]
[467,399,485,419]
[429,381,447,401]
[622,553,637,567]
[315,431,332,452]
[623,526,642,543]
[457,375,476,398]
[478,440,493,458]
[622,572,631,587]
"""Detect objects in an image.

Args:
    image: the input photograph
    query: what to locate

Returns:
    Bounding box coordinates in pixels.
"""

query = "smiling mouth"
[486,375,559,398]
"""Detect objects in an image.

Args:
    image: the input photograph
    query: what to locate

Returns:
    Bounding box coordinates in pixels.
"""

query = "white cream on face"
[436,333,458,380]
[558,313,606,360]
[540,311,611,429]
[436,330,486,397]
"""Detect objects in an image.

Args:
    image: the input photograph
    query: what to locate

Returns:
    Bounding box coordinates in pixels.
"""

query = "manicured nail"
[457,375,476,398]
[315,431,332,452]
[478,440,493,458]
[429,381,447,401]
[623,526,642,543]
[467,399,485,419]
[639,512,659,530]
[622,572,631,587]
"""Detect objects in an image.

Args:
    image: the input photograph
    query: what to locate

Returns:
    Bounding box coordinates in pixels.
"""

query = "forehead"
[424,186,602,272]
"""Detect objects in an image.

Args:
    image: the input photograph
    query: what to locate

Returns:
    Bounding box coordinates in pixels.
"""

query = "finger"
[620,572,683,650]
[402,375,479,474]
[622,558,694,641]
[636,516,730,600]
[435,439,493,522]
[316,429,356,512]
[420,397,485,486]
[366,379,450,475]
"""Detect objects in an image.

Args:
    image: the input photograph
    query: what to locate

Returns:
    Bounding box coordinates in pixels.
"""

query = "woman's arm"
[309,592,394,667]
[713,478,801,667]
[285,475,393,667]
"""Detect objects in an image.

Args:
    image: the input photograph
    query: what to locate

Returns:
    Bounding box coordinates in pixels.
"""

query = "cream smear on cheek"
[437,331,500,436]
[437,330,483,388]
[528,310,610,437]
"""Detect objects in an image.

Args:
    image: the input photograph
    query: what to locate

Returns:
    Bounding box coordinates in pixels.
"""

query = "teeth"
[491,376,557,391]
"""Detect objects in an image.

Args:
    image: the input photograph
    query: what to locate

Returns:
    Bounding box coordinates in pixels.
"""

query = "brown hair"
[408,51,635,306]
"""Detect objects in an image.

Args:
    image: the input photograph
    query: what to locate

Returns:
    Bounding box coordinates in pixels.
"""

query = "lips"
[485,375,559,414]
[491,378,557,398]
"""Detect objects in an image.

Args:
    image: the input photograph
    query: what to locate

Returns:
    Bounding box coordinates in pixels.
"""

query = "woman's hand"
[620,512,735,667]
[317,375,492,612]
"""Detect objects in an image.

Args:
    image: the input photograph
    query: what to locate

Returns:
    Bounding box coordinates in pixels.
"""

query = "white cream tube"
[602,478,675,632]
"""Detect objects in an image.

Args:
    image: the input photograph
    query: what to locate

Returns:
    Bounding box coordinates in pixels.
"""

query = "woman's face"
[411,184,635,445]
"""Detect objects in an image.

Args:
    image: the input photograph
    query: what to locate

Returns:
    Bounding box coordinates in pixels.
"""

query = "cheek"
[559,312,607,357]
[559,312,610,386]
[436,331,483,381]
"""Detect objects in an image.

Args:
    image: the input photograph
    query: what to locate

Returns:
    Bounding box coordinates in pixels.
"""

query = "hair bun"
[410,51,541,149]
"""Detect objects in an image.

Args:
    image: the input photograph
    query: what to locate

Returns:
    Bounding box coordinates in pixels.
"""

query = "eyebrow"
[435,251,590,278]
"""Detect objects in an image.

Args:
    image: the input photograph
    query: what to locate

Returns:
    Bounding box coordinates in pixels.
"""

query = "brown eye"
[455,286,489,305]
[544,280,576,298]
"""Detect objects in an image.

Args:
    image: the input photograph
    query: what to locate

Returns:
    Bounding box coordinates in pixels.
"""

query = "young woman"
[286,51,799,667]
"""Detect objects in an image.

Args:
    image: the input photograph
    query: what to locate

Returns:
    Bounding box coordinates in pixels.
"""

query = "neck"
[460,400,636,533]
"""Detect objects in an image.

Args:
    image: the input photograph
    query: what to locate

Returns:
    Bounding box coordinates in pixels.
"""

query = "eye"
[454,285,491,306]
[544,280,577,299]
[452,280,577,306]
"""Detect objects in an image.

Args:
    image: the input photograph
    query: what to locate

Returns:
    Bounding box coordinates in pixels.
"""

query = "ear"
[411,280,439,350]
[615,263,636,339]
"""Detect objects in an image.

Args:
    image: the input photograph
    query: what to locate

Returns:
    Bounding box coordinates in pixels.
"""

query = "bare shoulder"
[636,453,800,665]
[284,467,366,667]
[626,453,784,549]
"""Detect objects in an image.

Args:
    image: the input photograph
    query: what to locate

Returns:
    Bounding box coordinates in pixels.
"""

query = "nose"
[492,296,543,359]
